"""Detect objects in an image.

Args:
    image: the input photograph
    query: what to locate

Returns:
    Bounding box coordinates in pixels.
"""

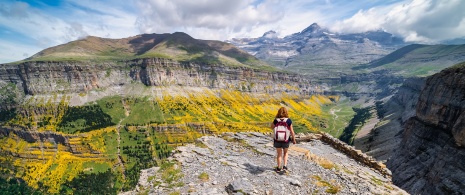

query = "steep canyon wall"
[354,77,425,161]
[388,64,465,194]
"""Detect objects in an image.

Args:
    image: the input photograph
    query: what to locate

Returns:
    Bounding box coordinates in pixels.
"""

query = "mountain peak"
[262,30,278,39]
[301,23,322,34]
[171,31,193,39]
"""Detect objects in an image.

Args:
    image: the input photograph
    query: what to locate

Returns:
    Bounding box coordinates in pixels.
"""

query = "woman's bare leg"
[283,148,289,167]
[276,148,283,168]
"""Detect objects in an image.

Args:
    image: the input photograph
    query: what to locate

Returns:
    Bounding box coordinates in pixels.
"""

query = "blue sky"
[1,0,465,63]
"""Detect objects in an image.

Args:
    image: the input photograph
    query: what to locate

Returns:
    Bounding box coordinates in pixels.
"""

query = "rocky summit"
[123,132,407,195]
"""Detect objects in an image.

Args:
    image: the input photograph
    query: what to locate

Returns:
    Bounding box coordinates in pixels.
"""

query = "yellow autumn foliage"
[152,88,336,135]
[0,133,110,193]
[1,86,339,193]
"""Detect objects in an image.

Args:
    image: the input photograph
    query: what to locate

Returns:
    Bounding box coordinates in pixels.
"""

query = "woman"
[271,107,296,173]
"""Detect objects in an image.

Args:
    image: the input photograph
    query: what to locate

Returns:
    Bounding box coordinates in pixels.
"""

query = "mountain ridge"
[355,44,465,77]
[228,22,406,79]
[20,32,272,71]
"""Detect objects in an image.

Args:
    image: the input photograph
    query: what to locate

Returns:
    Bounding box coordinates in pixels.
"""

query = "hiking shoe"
[283,166,289,172]
[275,167,282,173]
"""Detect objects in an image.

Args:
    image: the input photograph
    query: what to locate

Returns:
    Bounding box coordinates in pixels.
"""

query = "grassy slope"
[320,97,357,138]
[446,61,465,70]
[355,44,465,77]
[16,32,277,72]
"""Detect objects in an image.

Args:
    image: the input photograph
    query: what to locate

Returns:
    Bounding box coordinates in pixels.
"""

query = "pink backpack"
[274,118,290,142]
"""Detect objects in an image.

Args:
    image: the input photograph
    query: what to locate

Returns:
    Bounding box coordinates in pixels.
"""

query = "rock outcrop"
[123,132,407,195]
[388,63,465,194]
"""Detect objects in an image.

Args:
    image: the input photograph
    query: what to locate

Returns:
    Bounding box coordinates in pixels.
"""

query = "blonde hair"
[275,107,289,118]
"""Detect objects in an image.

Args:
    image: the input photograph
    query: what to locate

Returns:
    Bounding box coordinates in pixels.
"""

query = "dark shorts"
[273,141,290,148]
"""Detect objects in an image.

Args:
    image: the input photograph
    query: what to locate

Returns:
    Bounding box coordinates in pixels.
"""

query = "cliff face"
[0,58,307,96]
[354,77,425,161]
[0,61,129,95]
[415,67,465,146]
[129,58,306,92]
[388,63,465,194]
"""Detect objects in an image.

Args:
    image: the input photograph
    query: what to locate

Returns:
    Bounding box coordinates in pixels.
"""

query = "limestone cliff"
[0,58,307,96]
[387,62,465,194]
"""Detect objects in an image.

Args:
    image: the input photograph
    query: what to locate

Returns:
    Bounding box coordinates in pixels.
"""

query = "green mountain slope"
[22,32,273,71]
[355,44,465,77]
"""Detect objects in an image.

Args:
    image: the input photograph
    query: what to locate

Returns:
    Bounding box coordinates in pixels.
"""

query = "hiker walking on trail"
[271,107,296,173]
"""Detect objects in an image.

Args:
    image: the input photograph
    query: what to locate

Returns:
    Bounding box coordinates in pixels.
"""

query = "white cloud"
[132,0,398,40]
[331,9,383,33]
[330,0,465,43]
[134,0,286,40]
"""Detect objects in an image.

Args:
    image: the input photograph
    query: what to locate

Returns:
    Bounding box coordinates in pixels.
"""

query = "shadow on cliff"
[128,33,171,55]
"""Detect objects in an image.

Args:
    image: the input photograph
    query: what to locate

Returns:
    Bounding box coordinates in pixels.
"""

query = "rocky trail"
[123,132,407,195]
[329,107,341,135]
